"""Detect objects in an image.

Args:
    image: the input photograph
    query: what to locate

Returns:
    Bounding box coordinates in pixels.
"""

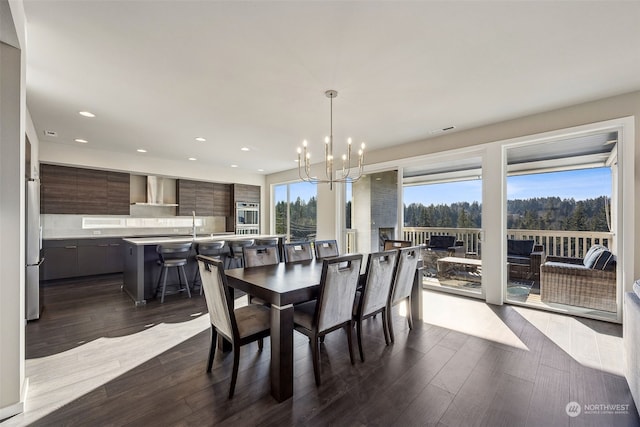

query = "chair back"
[254,237,279,247]
[383,240,412,251]
[229,239,255,256]
[243,245,280,267]
[314,239,339,260]
[283,242,314,263]
[315,254,362,332]
[427,235,455,250]
[196,255,235,341]
[156,242,192,262]
[197,241,226,257]
[390,246,421,305]
[360,250,398,317]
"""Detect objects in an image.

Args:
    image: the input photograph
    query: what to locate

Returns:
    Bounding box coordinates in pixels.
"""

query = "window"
[273,181,317,242]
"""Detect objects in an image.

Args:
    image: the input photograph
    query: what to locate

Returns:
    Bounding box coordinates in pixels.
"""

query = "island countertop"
[122,234,286,246]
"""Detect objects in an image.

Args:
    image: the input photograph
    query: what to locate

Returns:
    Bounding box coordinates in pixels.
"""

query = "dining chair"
[293,253,363,386]
[196,255,271,399]
[383,239,412,251]
[226,239,255,269]
[155,242,192,303]
[193,241,227,294]
[283,242,314,263]
[313,239,339,260]
[387,246,421,343]
[254,237,279,247]
[242,245,280,267]
[353,250,398,362]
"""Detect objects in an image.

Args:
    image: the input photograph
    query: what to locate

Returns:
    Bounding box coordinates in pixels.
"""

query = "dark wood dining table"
[225,259,423,402]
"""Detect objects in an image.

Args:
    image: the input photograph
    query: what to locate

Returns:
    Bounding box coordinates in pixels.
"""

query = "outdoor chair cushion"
[582,245,616,271]
[507,239,535,257]
[428,235,456,250]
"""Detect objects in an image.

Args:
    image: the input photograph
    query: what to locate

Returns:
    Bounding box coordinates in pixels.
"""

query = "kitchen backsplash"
[42,212,227,239]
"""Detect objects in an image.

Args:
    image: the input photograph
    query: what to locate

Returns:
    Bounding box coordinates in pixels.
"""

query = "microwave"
[236,202,259,227]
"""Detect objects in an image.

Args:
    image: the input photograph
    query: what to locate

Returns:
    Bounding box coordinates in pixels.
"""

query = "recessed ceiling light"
[79,111,96,118]
[241,147,250,152]
[257,169,264,172]
[230,164,238,168]
[195,137,206,142]
[74,138,88,143]
[137,149,147,153]
[188,157,197,161]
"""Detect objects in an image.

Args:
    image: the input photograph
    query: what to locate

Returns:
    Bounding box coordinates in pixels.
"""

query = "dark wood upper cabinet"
[177,179,231,216]
[176,179,197,216]
[213,183,231,216]
[107,172,130,215]
[233,184,260,203]
[40,164,130,215]
[41,164,78,214]
[195,182,215,216]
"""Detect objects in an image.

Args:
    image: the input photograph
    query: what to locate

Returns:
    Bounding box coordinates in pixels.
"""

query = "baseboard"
[0,377,28,422]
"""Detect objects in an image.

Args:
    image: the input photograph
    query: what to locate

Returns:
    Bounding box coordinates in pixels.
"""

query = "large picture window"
[274,181,317,242]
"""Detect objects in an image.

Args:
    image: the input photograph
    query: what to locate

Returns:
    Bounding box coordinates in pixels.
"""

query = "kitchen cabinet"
[177,179,231,216]
[41,238,124,281]
[40,164,130,215]
[232,184,260,203]
[40,239,78,280]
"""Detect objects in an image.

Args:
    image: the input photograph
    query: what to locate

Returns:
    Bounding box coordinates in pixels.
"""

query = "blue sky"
[403,167,611,205]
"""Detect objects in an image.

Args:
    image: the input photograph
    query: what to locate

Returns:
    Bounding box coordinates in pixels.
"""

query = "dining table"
[224,258,424,402]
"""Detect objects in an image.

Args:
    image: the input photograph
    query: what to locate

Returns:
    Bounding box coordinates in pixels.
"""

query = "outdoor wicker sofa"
[540,245,616,312]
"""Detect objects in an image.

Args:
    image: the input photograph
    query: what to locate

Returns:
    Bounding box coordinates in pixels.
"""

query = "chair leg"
[155,267,164,299]
[406,297,413,330]
[345,322,355,365]
[207,327,217,372]
[311,335,321,386]
[258,338,264,351]
[387,304,395,343]
[382,309,390,345]
[161,267,169,303]
[229,344,240,399]
[356,318,365,362]
[180,266,191,298]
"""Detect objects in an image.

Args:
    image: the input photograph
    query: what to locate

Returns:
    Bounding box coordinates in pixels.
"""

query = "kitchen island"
[122,234,284,305]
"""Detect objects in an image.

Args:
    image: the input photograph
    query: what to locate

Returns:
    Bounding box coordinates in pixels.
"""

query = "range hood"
[133,176,179,206]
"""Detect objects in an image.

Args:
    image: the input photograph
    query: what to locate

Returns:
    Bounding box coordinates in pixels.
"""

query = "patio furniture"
[507,239,544,281]
[383,239,412,251]
[437,256,482,284]
[540,245,616,312]
[421,235,465,277]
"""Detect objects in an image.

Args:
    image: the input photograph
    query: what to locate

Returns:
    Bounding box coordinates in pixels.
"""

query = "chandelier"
[297,90,365,190]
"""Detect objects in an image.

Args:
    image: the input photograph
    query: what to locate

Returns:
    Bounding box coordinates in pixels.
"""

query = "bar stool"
[226,239,255,269]
[156,242,192,303]
[194,241,227,294]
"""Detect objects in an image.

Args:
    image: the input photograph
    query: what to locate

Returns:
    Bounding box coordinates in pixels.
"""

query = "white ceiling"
[23,1,640,175]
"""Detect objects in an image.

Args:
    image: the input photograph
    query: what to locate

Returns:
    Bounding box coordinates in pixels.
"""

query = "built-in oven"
[236,202,259,234]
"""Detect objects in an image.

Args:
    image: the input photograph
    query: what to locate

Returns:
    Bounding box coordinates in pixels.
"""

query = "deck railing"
[401,227,613,259]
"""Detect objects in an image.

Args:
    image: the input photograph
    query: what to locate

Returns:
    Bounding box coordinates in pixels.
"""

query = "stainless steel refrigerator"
[26,179,44,320]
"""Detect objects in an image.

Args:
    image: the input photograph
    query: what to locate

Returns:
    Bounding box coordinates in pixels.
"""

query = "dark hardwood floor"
[13,275,640,426]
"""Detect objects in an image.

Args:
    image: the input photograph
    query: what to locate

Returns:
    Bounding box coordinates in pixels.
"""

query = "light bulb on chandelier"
[297,90,365,190]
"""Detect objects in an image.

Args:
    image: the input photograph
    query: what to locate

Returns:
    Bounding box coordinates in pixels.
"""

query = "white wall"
[0,0,27,419]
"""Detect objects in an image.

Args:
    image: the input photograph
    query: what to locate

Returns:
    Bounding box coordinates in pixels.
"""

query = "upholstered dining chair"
[155,242,192,303]
[313,239,339,260]
[353,250,398,362]
[196,255,271,399]
[293,254,362,386]
[387,246,421,343]
[226,239,255,269]
[283,242,314,263]
[243,245,280,267]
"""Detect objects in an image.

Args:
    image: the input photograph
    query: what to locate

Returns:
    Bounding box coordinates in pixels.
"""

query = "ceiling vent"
[44,130,58,137]
[429,126,456,135]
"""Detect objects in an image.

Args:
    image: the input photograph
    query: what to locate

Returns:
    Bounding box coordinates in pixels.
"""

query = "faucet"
[192,211,197,239]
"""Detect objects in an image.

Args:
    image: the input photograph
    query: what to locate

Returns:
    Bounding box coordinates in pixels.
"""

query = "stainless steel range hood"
[133,176,179,206]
